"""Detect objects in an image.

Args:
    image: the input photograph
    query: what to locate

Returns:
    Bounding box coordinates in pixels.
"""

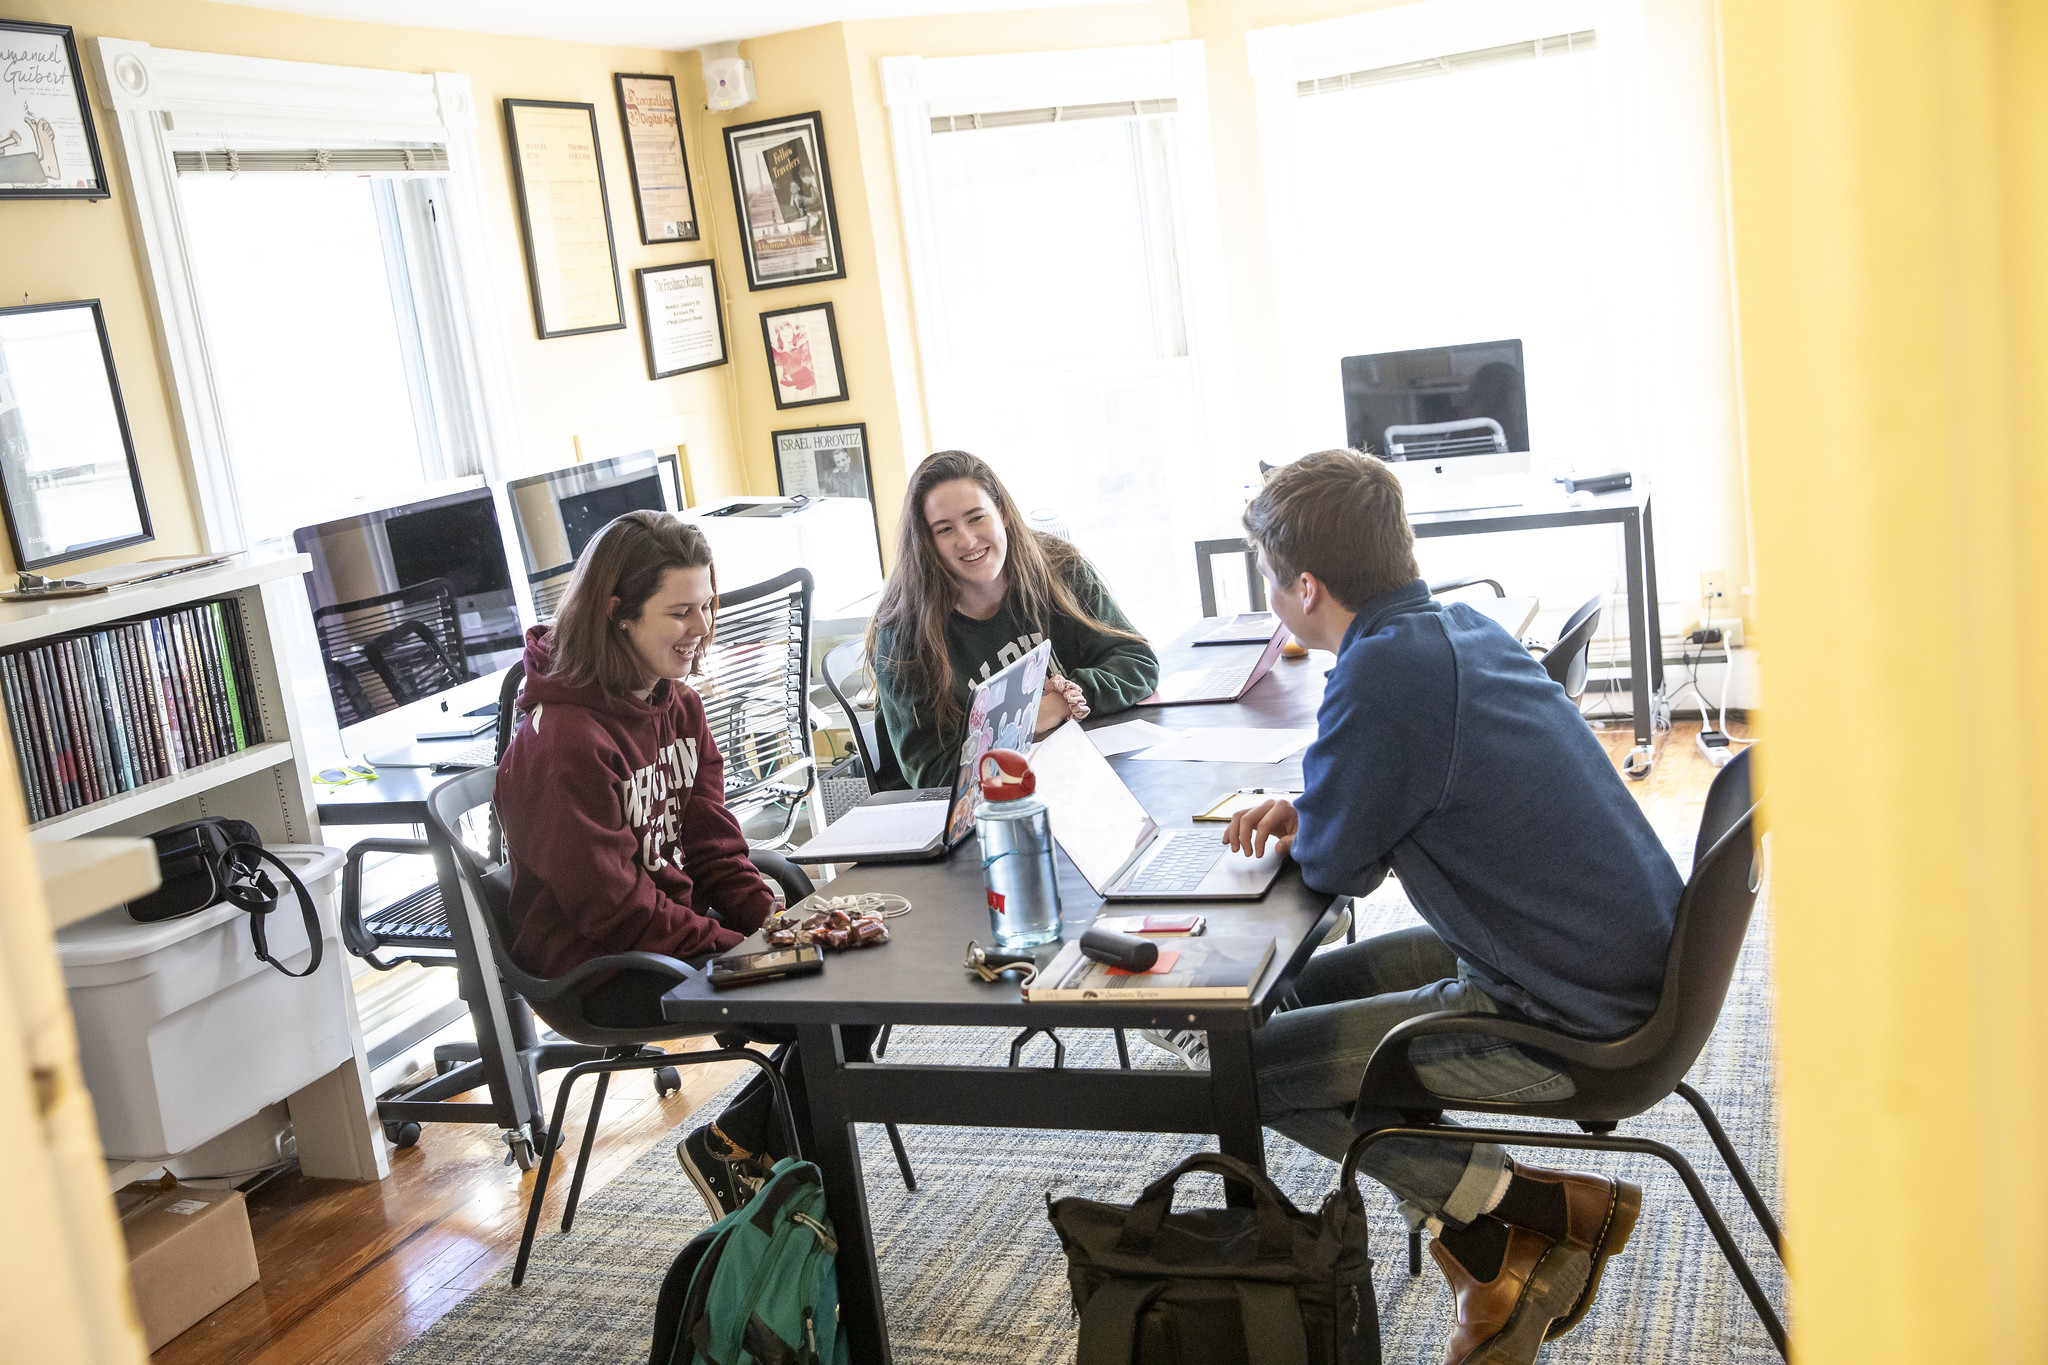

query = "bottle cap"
[978,748,1036,801]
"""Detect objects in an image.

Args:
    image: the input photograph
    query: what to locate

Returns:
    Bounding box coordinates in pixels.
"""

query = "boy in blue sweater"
[1215,451,1683,1365]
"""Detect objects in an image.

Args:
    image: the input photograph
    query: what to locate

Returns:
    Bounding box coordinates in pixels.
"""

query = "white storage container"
[56,845,349,1162]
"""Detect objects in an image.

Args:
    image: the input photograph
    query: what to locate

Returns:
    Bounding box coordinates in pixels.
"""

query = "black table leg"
[1641,494,1666,694]
[1205,1016,1265,1208]
[1620,506,1656,777]
[797,1023,892,1365]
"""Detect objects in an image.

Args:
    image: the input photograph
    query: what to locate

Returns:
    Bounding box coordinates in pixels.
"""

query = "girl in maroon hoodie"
[494,510,798,1214]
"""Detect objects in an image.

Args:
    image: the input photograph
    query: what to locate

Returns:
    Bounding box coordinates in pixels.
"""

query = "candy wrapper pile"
[764,903,890,951]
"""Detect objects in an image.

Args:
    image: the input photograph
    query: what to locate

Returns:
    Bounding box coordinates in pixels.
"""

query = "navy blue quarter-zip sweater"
[1292,580,1683,1038]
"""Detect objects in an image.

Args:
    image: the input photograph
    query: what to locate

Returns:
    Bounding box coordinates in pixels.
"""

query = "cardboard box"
[116,1181,260,1351]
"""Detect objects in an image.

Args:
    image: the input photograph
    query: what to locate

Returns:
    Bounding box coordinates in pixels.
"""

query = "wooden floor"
[153,716,1749,1365]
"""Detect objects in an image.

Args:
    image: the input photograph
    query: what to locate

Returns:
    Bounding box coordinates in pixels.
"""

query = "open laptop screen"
[1027,720,1158,893]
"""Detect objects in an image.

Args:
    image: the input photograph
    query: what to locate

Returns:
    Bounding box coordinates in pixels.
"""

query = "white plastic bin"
[57,844,350,1162]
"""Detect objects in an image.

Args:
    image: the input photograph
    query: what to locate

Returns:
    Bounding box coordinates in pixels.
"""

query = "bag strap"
[1075,1278,1168,1365]
[1236,1283,1312,1365]
[1113,1152,1298,1260]
[222,842,323,979]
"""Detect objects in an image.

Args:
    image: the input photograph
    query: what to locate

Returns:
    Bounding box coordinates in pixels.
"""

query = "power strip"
[1696,728,1734,767]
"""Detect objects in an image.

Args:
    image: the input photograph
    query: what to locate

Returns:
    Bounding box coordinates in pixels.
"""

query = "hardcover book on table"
[1026,934,1276,1002]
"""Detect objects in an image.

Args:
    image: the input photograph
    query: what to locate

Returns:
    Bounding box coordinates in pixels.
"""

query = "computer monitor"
[293,485,523,732]
[1341,339,1529,475]
[506,453,678,622]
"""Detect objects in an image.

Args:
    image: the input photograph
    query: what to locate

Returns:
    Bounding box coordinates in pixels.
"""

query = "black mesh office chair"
[313,578,468,721]
[702,568,817,847]
[425,766,914,1286]
[1533,595,1603,700]
[527,564,575,624]
[1341,748,1786,1358]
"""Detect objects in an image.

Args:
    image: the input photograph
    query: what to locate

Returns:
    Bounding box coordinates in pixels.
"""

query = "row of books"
[0,599,266,824]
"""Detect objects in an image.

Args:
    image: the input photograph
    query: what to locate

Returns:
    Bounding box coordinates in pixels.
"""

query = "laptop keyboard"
[431,738,497,769]
[1166,665,1251,698]
[1123,832,1229,894]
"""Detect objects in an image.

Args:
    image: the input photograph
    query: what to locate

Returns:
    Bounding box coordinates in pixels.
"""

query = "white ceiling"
[211,0,1134,53]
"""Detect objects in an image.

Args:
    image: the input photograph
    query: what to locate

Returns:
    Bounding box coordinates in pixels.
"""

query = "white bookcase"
[2,556,388,1183]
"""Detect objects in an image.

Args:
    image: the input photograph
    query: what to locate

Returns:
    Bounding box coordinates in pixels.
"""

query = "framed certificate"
[723,111,846,291]
[503,99,627,338]
[0,21,108,200]
[635,260,727,379]
[613,73,698,244]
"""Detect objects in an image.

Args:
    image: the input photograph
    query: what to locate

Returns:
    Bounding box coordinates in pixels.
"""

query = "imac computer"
[506,453,680,622]
[293,484,523,767]
[1341,340,1537,511]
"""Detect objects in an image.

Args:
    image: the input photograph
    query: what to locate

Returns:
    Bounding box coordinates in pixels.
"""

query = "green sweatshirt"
[873,560,1160,790]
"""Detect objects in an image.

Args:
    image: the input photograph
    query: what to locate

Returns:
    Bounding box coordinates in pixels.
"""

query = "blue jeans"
[1253,926,1575,1228]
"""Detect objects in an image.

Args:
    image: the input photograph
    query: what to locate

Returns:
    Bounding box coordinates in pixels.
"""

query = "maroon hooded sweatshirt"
[495,626,773,979]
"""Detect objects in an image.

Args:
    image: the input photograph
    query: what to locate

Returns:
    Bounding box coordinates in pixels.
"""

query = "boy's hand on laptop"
[1223,798,1297,858]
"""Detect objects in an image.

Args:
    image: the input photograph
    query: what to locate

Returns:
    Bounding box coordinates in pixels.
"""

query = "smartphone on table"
[707,943,826,990]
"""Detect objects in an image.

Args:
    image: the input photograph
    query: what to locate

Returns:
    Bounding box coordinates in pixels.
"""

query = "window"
[178,174,479,549]
[884,45,1241,640]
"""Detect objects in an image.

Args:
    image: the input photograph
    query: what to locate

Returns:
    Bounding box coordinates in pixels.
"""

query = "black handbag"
[1047,1152,1379,1365]
[127,818,324,979]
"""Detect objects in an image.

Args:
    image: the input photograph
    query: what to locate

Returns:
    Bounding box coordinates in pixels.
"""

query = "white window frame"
[878,42,1244,498]
[86,39,525,553]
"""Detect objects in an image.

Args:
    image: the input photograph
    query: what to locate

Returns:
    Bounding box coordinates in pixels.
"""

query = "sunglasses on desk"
[312,763,379,788]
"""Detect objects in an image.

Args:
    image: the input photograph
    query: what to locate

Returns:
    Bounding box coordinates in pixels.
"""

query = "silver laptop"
[1028,720,1285,901]
[790,640,1051,865]
[1146,620,1290,705]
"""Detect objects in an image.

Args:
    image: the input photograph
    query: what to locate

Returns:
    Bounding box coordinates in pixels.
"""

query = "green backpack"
[654,1158,849,1365]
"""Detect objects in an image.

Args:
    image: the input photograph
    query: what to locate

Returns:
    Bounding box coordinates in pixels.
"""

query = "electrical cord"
[785,890,913,920]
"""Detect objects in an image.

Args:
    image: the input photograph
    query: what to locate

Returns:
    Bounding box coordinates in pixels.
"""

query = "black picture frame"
[0,299,153,570]
[635,260,727,380]
[773,421,880,555]
[722,110,847,291]
[612,72,699,245]
[759,301,847,410]
[503,98,627,339]
[0,21,109,201]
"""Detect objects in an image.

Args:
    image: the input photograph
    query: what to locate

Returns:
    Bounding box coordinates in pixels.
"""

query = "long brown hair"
[867,450,1143,729]
[547,510,718,694]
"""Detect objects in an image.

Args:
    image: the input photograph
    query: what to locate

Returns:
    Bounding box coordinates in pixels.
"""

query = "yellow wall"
[1723,0,2048,1359]
[0,0,747,578]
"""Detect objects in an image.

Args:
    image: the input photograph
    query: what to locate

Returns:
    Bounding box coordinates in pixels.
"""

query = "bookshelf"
[1,555,388,1183]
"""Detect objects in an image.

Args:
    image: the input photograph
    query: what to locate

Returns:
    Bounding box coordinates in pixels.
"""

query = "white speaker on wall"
[701,42,756,111]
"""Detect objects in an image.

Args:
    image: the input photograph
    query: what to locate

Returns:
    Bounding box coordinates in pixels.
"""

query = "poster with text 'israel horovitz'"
[0,21,108,200]
[505,99,625,338]
[723,111,846,291]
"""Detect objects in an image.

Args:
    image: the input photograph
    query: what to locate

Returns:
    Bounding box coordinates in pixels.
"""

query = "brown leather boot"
[1496,1163,1644,1340]
[1431,1218,1590,1365]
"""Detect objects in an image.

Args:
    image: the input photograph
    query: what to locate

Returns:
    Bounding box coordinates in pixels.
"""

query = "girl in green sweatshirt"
[867,450,1160,789]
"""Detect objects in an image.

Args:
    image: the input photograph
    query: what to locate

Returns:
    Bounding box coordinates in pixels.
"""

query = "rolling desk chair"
[1534,596,1604,700]
[703,568,817,849]
[820,637,909,797]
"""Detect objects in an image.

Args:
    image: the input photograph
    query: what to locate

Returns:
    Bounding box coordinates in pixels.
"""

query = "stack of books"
[0,598,266,823]
[1026,932,1276,1002]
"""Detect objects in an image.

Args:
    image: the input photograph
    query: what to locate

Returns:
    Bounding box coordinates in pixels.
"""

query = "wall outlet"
[1699,570,1729,607]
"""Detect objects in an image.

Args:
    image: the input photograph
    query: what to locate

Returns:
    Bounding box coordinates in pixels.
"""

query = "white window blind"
[172,144,450,175]
[1297,29,1595,97]
[930,98,1176,134]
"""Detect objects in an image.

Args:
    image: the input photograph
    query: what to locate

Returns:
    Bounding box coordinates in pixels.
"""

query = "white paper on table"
[1128,727,1316,764]
[1085,718,1182,756]
[793,799,946,856]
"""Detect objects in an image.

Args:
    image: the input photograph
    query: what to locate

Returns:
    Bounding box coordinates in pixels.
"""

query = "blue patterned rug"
[393,856,1783,1364]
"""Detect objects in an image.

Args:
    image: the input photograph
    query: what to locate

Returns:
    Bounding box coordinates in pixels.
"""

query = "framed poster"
[635,260,726,379]
[0,21,109,200]
[775,423,880,555]
[722,111,846,291]
[503,99,626,338]
[759,302,846,409]
[0,300,153,570]
[613,72,698,244]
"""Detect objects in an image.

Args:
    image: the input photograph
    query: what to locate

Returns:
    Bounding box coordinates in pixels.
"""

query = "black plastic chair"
[820,637,908,795]
[1533,595,1603,700]
[1340,748,1787,1358]
[425,765,913,1285]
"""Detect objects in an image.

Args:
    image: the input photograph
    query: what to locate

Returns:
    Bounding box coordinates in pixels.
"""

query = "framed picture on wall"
[0,299,153,570]
[635,260,727,379]
[613,73,698,244]
[722,110,846,291]
[0,21,108,200]
[775,422,880,555]
[759,301,846,409]
[504,98,627,338]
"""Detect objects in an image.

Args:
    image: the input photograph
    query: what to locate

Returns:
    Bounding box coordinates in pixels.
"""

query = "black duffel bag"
[1047,1151,1379,1365]
[127,817,324,979]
